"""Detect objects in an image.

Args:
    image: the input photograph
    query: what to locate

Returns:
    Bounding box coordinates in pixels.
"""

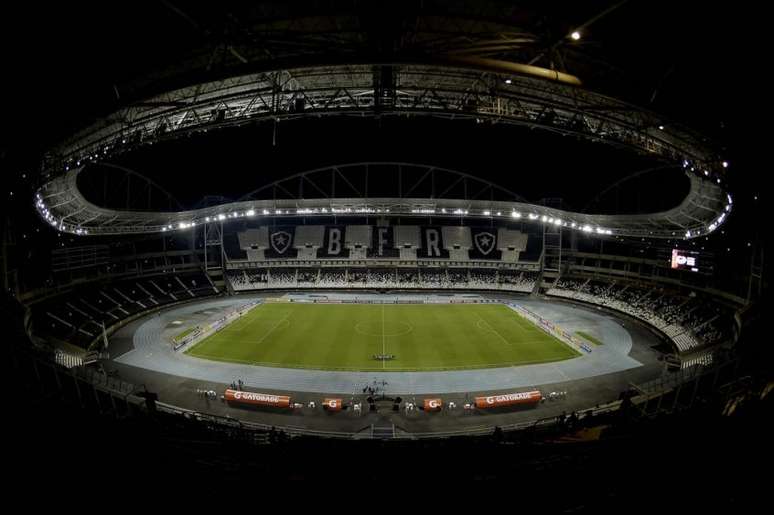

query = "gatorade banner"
[418,226,449,258]
[424,398,443,411]
[474,390,542,409]
[322,398,343,411]
[468,228,502,260]
[317,226,349,258]
[224,389,291,408]
[265,227,298,258]
[368,226,398,258]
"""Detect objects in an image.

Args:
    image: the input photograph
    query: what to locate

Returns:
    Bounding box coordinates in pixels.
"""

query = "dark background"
[0,1,770,491]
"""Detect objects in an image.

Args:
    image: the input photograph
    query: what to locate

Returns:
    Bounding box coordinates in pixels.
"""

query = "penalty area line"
[475,314,512,346]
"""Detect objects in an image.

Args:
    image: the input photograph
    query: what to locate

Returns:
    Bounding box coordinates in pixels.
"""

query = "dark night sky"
[0,2,760,149]
[83,116,685,213]
[0,1,767,263]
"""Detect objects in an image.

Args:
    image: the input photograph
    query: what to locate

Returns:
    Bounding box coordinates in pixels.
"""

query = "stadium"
[1,0,770,495]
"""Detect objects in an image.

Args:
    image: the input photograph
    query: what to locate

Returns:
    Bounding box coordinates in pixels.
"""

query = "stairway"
[371,424,395,440]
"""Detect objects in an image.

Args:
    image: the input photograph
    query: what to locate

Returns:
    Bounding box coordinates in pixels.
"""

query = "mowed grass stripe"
[186,303,579,371]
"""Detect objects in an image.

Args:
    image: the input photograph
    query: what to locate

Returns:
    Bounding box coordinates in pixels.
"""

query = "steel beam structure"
[35,162,730,240]
[43,64,724,177]
[35,62,730,240]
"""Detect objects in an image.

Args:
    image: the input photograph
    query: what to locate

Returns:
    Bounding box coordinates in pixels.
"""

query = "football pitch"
[185,303,579,371]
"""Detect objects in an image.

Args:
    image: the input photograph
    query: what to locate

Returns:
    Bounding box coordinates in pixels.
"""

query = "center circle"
[354,320,413,337]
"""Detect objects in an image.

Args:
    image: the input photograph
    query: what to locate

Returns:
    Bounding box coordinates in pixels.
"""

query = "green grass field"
[186,303,579,371]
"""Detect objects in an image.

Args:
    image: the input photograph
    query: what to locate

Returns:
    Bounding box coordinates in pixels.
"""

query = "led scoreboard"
[670,249,701,272]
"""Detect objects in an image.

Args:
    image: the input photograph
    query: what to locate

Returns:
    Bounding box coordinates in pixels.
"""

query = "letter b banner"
[317,226,349,258]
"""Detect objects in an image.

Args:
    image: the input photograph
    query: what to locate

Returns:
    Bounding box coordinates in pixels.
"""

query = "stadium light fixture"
[722,161,729,168]
[658,125,664,130]
[570,31,581,40]
[246,209,256,216]
[511,211,521,218]
[504,78,512,84]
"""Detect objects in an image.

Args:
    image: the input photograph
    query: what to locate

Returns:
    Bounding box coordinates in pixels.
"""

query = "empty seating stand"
[31,270,218,350]
[546,277,730,353]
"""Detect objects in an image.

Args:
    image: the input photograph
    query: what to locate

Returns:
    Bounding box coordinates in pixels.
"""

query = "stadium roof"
[36,163,730,239]
[1,1,759,243]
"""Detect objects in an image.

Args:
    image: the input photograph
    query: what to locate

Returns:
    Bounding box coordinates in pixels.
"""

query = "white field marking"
[253,311,292,345]
[507,314,549,339]
[202,336,549,348]
[507,304,583,356]
[228,303,266,332]
[354,321,413,338]
[185,351,572,371]
[502,305,542,332]
[215,306,253,333]
[474,313,512,346]
[474,319,547,346]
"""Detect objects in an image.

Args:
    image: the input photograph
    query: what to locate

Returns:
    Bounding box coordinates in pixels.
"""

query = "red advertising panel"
[474,390,542,409]
[224,389,291,408]
[322,398,343,411]
[424,398,443,411]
